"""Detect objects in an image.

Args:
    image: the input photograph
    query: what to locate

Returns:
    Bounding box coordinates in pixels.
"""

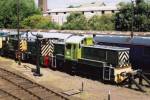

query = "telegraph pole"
[131,0,134,38]
[31,32,43,77]
[17,0,21,65]
[147,0,150,30]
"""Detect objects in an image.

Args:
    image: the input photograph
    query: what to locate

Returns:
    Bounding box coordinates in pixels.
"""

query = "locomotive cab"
[65,35,93,61]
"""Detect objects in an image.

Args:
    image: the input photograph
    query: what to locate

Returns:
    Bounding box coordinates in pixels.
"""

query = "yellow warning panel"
[0,37,2,49]
[20,40,27,52]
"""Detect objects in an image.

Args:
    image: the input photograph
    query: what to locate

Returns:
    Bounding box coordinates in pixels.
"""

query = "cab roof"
[66,35,92,44]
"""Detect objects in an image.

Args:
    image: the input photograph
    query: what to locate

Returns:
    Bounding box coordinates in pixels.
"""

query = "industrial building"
[38,0,119,25]
[47,6,118,25]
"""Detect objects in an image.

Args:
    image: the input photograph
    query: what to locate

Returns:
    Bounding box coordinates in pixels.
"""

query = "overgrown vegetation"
[0,0,40,28]
[88,14,115,31]
[63,0,150,31]
[21,15,60,29]
[61,13,115,30]
[61,13,89,30]
[0,0,149,31]
[115,0,150,32]
[0,0,60,29]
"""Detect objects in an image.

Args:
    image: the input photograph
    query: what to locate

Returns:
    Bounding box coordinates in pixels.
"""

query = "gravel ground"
[0,57,150,100]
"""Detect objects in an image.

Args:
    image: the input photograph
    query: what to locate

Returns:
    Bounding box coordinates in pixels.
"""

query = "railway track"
[0,67,69,100]
[0,88,21,100]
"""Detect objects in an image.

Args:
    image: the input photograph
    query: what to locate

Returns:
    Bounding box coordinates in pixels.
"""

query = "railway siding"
[0,66,69,100]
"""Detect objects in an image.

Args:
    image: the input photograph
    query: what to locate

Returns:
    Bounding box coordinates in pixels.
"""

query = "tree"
[88,14,115,31]
[67,5,75,8]
[61,13,89,30]
[0,0,41,28]
[21,15,60,29]
[115,0,150,32]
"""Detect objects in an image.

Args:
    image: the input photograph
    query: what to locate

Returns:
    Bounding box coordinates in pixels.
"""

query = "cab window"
[66,44,71,49]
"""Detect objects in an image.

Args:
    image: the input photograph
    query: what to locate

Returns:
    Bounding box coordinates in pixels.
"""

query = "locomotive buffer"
[120,69,150,92]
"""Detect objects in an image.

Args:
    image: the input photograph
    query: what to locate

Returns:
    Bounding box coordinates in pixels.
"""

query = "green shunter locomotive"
[54,35,132,83]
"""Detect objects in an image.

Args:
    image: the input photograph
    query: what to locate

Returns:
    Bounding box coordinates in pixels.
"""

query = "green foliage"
[67,5,75,8]
[0,0,41,28]
[21,15,60,29]
[88,14,115,31]
[61,13,89,30]
[115,0,150,31]
[62,12,115,31]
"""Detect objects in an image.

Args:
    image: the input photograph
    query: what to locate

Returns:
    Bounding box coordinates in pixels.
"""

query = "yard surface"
[0,57,150,100]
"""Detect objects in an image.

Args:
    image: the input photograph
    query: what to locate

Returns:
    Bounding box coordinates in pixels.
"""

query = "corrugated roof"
[21,32,73,42]
[66,35,92,44]
[48,6,118,13]
[41,32,72,40]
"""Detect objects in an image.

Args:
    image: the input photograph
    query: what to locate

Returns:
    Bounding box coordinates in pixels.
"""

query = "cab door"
[65,44,72,60]
[72,44,77,60]
[65,44,78,60]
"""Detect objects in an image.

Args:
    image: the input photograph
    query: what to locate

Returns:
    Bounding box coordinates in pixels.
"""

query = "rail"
[0,67,69,100]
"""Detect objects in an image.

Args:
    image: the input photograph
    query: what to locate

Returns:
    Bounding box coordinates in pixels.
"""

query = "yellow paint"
[85,37,93,46]
[20,40,27,52]
[114,66,132,83]
[0,37,2,49]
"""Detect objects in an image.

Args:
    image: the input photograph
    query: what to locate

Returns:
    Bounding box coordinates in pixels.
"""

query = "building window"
[64,12,66,14]
[56,12,58,15]
[91,11,94,13]
[48,13,51,15]
[82,12,84,14]
[102,11,105,14]
[112,10,115,13]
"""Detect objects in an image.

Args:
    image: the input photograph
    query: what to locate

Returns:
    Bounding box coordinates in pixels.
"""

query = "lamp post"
[17,0,21,65]
[31,32,43,76]
[131,0,135,38]
[147,0,150,30]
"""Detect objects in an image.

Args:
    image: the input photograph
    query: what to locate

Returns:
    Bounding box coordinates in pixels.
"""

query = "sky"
[35,0,131,9]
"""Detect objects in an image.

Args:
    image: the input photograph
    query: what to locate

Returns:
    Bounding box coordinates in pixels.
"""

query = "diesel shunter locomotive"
[53,35,132,83]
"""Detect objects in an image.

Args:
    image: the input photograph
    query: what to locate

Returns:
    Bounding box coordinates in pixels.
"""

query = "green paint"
[65,36,93,61]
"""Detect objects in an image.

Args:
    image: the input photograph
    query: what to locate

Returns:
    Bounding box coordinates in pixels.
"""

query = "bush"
[0,0,41,28]
[88,14,115,31]
[61,13,89,30]
[21,15,60,29]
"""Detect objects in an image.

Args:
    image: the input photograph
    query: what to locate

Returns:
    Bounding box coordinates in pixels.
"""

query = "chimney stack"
[38,0,47,13]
